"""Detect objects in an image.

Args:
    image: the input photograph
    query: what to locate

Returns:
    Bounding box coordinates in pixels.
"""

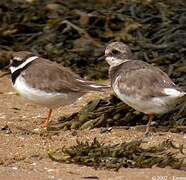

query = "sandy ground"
[0,75,186,180]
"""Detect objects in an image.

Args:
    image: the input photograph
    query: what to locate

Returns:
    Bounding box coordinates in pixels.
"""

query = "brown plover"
[9,51,109,129]
[104,42,185,135]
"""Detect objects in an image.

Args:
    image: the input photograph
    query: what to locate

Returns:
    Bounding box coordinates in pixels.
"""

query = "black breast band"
[11,61,34,84]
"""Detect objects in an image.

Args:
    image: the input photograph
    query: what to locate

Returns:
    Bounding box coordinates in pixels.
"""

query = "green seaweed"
[48,138,186,170]
[49,95,186,132]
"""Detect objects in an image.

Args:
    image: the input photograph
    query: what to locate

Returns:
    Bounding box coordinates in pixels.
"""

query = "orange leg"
[41,109,52,129]
[145,114,154,135]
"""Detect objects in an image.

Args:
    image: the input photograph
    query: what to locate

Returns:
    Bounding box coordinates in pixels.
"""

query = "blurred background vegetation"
[0,0,185,83]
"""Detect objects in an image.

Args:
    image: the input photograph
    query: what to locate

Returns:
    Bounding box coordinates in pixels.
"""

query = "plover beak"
[0,64,11,78]
[3,63,11,71]
[97,55,106,61]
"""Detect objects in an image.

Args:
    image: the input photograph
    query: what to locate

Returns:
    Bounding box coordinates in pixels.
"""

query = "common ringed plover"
[9,51,109,129]
[104,42,185,135]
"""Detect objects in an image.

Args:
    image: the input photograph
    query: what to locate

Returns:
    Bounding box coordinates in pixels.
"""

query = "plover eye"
[11,59,22,67]
[111,49,119,55]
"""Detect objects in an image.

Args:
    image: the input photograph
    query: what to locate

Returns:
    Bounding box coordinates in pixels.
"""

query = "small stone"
[1,125,12,134]
[100,127,112,133]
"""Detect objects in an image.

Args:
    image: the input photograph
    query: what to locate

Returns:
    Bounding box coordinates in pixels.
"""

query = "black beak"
[3,63,11,71]
[97,55,106,61]
[0,64,11,78]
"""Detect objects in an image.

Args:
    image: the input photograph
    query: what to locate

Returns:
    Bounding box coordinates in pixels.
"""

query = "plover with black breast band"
[103,42,185,135]
[9,51,110,129]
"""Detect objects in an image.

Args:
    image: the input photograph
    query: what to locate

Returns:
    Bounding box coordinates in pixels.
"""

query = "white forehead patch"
[105,49,110,55]
[14,56,22,61]
[10,56,38,73]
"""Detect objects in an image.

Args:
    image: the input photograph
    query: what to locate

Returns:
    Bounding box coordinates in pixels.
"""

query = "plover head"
[10,51,38,73]
[105,42,133,67]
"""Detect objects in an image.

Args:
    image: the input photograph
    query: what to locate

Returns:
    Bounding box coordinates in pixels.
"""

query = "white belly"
[13,75,77,108]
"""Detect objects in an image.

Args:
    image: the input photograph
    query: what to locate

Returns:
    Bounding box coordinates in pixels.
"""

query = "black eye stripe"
[11,59,23,67]
[111,49,119,55]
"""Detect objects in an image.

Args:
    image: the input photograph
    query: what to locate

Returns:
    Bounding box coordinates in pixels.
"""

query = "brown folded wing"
[22,58,108,93]
[115,64,177,100]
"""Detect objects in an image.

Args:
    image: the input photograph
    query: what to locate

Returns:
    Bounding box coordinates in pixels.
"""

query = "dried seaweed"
[49,95,186,132]
[48,138,186,170]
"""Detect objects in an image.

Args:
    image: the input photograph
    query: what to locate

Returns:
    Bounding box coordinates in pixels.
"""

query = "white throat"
[10,56,38,73]
[106,56,130,67]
